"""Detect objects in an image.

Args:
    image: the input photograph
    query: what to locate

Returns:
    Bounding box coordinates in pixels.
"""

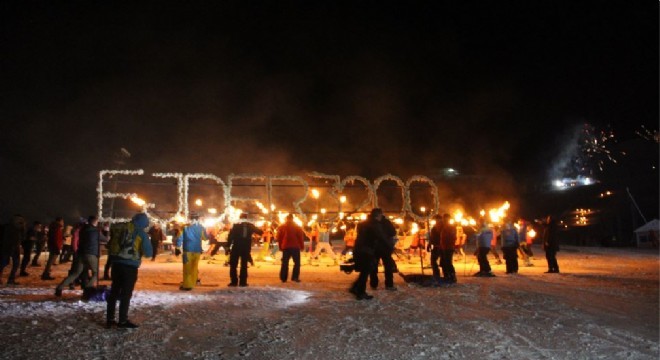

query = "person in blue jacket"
[500,220,520,274]
[475,221,495,277]
[175,214,208,290]
[106,213,152,329]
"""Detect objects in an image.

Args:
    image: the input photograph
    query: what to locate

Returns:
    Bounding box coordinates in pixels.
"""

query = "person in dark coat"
[542,215,560,273]
[31,225,48,267]
[148,223,166,261]
[349,208,388,300]
[368,213,397,291]
[42,217,64,280]
[55,215,108,297]
[0,215,26,285]
[227,213,263,287]
[106,213,153,328]
[439,214,457,284]
[428,215,444,283]
[20,221,41,276]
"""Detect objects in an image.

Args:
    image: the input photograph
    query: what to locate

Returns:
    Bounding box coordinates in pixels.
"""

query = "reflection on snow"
[0,287,311,317]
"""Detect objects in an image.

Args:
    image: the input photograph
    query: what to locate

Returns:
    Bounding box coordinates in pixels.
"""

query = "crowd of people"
[0,209,561,326]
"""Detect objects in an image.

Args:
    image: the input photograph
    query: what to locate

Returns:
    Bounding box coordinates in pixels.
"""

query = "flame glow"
[130,196,146,207]
[255,201,269,214]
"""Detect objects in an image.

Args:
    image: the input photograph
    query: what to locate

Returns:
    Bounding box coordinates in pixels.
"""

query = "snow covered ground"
[1,245,658,360]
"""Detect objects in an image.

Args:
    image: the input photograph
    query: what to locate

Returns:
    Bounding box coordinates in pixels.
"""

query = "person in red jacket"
[276,214,305,283]
[42,217,64,280]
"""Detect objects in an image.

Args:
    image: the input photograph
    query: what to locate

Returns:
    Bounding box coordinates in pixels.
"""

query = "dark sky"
[1,1,657,222]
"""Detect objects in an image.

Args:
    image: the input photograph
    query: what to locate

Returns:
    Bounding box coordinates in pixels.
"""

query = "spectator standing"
[501,221,520,274]
[368,212,397,291]
[439,214,457,284]
[517,219,534,267]
[490,227,503,265]
[307,223,319,256]
[0,215,26,285]
[475,221,495,277]
[148,222,166,261]
[175,215,208,290]
[20,221,41,276]
[106,213,153,329]
[454,225,467,262]
[41,217,64,280]
[55,215,108,297]
[60,225,74,263]
[276,214,305,283]
[31,225,48,267]
[341,226,356,261]
[227,214,263,287]
[428,215,443,283]
[542,215,560,273]
[349,208,387,300]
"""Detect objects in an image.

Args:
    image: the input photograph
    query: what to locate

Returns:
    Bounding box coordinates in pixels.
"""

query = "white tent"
[634,219,659,247]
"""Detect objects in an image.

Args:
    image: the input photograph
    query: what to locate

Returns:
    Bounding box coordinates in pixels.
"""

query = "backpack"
[108,223,137,260]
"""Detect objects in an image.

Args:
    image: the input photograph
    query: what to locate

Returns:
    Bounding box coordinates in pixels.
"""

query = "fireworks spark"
[636,125,659,143]
[577,124,622,172]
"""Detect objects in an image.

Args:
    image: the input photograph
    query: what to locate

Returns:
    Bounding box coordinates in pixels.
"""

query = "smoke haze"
[1,2,656,222]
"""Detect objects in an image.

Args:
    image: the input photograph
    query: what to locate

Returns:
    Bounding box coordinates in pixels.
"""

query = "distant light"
[311,189,320,199]
[195,199,203,206]
[553,177,597,190]
[208,208,217,214]
[339,195,347,204]
[443,168,459,177]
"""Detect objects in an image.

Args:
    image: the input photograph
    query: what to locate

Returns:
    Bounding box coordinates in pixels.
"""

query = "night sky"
[1,2,657,222]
